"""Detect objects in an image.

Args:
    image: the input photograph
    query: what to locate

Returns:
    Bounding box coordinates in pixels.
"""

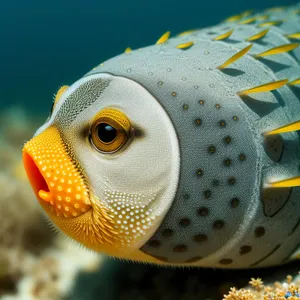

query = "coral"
[223,274,300,300]
[0,106,102,299]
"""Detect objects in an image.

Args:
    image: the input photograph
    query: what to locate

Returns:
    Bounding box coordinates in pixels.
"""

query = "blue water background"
[0,0,296,117]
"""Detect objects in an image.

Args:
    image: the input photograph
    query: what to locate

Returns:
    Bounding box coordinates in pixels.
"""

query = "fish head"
[22,73,180,258]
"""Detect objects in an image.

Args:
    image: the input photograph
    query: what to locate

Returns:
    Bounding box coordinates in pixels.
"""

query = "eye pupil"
[97,123,117,143]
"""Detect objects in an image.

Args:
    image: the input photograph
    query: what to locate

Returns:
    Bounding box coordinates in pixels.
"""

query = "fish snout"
[22,126,91,218]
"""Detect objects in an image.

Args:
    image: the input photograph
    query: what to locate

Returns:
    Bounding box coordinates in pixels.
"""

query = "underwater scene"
[3,0,300,299]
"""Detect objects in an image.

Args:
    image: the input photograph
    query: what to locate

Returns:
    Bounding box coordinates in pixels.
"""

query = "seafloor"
[1,105,300,300]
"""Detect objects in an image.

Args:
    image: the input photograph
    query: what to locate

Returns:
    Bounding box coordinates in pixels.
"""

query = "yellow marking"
[125,47,132,53]
[238,79,288,96]
[217,44,252,70]
[156,31,171,44]
[178,30,195,36]
[255,43,299,58]
[289,78,300,86]
[265,7,285,13]
[53,86,69,108]
[239,17,256,25]
[256,15,269,21]
[258,20,283,27]
[241,10,253,18]
[265,120,300,136]
[293,9,300,15]
[286,33,300,40]
[246,28,269,41]
[269,176,300,188]
[176,41,194,49]
[214,29,234,41]
[226,15,241,22]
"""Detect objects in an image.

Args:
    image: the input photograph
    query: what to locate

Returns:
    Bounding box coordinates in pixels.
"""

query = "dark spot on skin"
[208,145,216,154]
[213,220,225,229]
[193,234,208,243]
[157,81,163,85]
[173,244,187,253]
[215,104,221,109]
[196,169,204,177]
[183,194,190,200]
[179,218,191,227]
[185,256,203,263]
[195,119,202,126]
[230,197,240,208]
[239,153,246,161]
[183,104,189,110]
[255,226,265,237]
[224,136,232,144]
[219,258,233,265]
[148,239,161,248]
[240,245,252,255]
[223,159,232,166]
[197,207,209,217]
[199,100,205,105]
[162,229,174,238]
[203,190,212,199]
[233,116,239,121]
[219,120,226,127]
[228,177,236,185]
[171,92,177,97]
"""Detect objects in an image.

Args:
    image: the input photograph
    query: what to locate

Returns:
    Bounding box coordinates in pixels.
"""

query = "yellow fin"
[241,10,253,18]
[156,31,171,44]
[265,120,300,136]
[255,43,299,58]
[238,79,288,96]
[269,176,300,188]
[246,28,269,41]
[178,30,195,36]
[256,15,269,21]
[217,44,252,70]
[286,33,300,40]
[214,29,234,41]
[54,85,69,107]
[266,7,285,13]
[239,17,256,25]
[125,47,132,53]
[226,15,241,22]
[258,20,283,27]
[289,78,300,86]
[176,41,194,49]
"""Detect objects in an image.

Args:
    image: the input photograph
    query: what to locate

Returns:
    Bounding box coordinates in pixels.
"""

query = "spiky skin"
[86,4,300,268]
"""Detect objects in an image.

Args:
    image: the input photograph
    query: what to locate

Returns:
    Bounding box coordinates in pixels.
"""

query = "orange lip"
[22,126,91,218]
[23,151,51,201]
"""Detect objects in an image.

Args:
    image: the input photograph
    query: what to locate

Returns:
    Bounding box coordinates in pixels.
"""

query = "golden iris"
[91,108,132,153]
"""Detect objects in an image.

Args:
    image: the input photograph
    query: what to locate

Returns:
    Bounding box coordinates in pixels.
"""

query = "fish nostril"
[22,151,50,198]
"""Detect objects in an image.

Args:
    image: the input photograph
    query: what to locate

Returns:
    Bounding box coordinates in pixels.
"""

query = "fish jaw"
[22,126,91,218]
[22,126,148,257]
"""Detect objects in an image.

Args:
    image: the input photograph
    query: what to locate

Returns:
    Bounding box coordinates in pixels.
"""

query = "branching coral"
[223,275,300,300]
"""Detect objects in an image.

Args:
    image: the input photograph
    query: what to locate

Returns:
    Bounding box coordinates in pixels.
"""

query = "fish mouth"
[23,151,51,201]
[22,126,92,218]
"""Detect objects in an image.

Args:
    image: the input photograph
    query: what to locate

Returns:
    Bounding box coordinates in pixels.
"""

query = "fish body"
[23,4,300,268]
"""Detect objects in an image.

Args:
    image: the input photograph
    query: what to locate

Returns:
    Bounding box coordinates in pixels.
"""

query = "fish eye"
[90,108,132,153]
[51,85,69,112]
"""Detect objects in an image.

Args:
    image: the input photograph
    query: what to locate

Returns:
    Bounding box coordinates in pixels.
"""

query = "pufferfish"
[23,3,300,269]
